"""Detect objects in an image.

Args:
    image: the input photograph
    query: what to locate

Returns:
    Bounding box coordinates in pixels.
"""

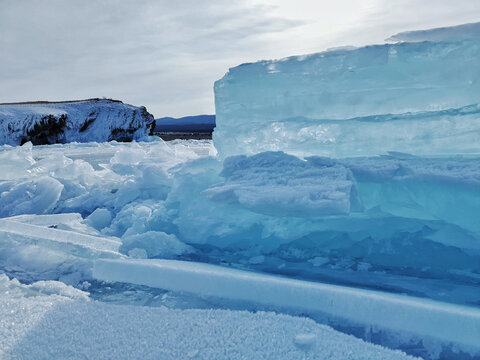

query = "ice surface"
[0,176,64,217]
[0,139,478,358]
[202,25,480,328]
[215,105,480,158]
[0,130,477,312]
[85,208,112,230]
[202,152,480,232]
[336,154,480,234]
[0,216,122,284]
[0,139,215,285]
[204,152,361,216]
[0,139,210,219]
[150,152,480,312]
[0,142,35,179]
[93,258,480,350]
[0,275,417,360]
[0,99,155,146]
[0,219,121,254]
[121,231,194,258]
[213,25,480,158]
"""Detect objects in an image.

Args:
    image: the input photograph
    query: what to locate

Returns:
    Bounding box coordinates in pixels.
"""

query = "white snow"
[0,275,418,360]
[0,274,89,301]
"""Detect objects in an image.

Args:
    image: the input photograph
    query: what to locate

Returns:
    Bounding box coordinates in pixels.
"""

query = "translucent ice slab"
[213,23,480,158]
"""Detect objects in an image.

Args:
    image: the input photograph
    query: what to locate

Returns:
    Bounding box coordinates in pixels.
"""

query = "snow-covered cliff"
[0,99,155,146]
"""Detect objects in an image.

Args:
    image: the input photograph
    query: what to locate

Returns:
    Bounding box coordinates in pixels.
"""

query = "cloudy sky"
[1,0,479,117]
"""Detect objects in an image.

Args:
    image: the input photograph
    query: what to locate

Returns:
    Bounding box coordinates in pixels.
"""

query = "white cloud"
[0,0,479,117]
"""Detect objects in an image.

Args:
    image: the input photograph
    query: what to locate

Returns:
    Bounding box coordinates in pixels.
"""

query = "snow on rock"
[93,258,480,351]
[0,275,418,360]
[0,99,155,146]
[213,24,480,158]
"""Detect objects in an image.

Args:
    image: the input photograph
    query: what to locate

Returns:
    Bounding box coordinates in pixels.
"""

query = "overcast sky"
[1,0,479,117]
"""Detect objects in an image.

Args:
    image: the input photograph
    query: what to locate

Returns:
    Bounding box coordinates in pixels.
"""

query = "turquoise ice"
[214,23,480,158]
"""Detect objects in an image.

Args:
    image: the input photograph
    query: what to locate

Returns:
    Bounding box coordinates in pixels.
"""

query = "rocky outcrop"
[0,98,155,146]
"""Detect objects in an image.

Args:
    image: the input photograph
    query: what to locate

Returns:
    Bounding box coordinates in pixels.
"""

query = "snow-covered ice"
[93,258,480,349]
[0,275,418,360]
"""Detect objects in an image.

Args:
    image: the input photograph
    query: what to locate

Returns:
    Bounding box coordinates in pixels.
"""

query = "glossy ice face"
[213,23,480,158]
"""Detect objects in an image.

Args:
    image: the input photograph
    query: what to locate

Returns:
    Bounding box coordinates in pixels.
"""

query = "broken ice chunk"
[204,152,362,217]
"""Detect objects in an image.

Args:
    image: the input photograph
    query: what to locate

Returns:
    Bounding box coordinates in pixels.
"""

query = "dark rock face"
[0,99,155,146]
[143,107,156,136]
[23,114,68,145]
[79,111,97,132]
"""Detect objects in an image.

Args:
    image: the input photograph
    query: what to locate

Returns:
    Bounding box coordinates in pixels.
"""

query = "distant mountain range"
[154,115,215,133]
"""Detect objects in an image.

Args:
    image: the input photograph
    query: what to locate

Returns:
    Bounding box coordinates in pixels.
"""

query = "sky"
[1,0,479,117]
